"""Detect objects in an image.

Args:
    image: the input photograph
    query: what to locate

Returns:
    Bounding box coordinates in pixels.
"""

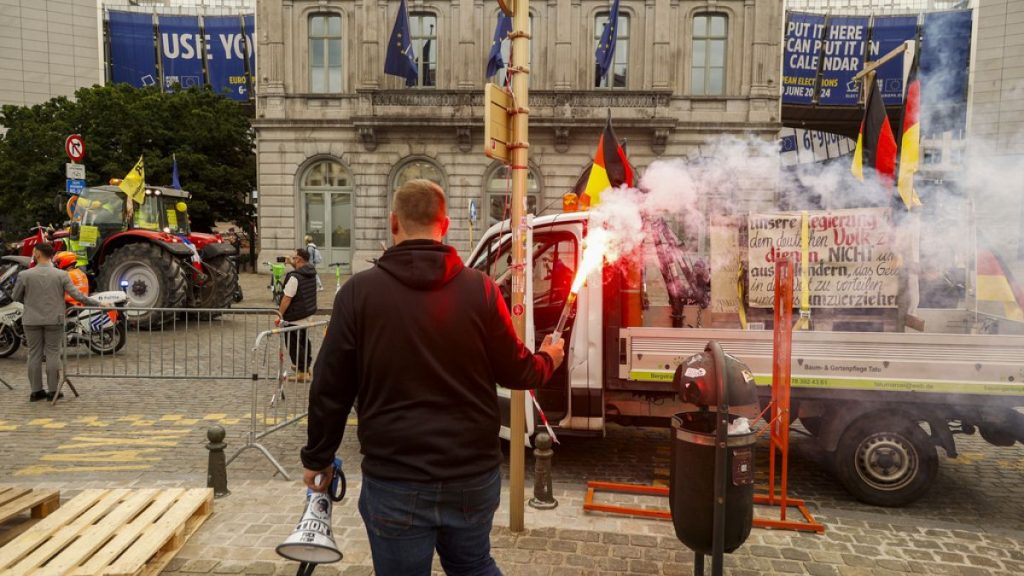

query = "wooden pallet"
[0,488,213,576]
[0,488,61,526]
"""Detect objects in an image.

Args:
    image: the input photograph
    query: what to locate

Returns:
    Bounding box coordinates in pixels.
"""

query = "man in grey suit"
[12,243,102,402]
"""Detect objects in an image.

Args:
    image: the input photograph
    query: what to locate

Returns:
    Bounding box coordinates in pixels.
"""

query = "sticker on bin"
[684,367,706,378]
[732,448,755,486]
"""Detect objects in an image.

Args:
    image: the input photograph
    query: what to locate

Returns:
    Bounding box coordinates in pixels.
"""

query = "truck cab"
[468,212,607,439]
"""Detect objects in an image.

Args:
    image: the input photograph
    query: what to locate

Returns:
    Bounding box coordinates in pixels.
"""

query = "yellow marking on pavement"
[41,449,161,463]
[15,464,151,476]
[204,413,227,420]
[75,416,99,423]
[219,418,241,425]
[173,418,200,426]
[59,436,182,449]
[43,423,67,429]
[118,415,143,421]
[347,417,358,426]
[29,418,54,426]
[159,414,183,421]
[0,425,17,432]
[952,451,986,465]
[996,458,1024,472]
[131,420,156,427]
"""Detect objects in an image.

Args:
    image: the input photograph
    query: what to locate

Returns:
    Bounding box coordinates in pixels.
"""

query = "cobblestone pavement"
[1,314,1023,574]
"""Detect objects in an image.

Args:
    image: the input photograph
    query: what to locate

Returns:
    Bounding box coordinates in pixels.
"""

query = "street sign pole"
[507,0,530,533]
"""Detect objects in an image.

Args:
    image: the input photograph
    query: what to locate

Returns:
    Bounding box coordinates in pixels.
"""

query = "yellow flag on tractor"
[119,156,146,205]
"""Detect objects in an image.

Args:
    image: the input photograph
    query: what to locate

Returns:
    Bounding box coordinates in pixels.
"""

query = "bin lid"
[672,351,759,408]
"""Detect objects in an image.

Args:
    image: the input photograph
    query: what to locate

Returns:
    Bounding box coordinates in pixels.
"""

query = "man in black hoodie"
[302,179,564,575]
[277,248,318,379]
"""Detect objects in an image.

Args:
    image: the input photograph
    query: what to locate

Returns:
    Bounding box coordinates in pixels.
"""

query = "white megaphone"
[277,459,346,569]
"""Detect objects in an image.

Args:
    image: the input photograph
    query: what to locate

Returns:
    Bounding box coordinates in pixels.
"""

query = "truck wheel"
[0,324,20,358]
[99,243,189,329]
[834,415,937,507]
[198,255,238,311]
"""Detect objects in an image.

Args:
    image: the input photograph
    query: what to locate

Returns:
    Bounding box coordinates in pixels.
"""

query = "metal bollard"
[206,425,231,498]
[528,432,558,509]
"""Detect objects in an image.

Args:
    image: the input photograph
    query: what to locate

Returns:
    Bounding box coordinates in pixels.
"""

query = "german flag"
[851,81,898,191]
[976,247,1024,321]
[574,115,634,208]
[896,51,923,209]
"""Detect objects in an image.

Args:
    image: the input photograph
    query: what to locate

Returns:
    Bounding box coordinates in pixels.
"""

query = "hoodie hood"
[377,240,465,290]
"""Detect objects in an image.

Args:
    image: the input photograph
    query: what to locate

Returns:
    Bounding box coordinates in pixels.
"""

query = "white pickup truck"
[468,211,1024,507]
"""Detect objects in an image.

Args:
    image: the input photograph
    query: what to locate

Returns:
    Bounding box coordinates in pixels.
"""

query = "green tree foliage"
[0,84,255,233]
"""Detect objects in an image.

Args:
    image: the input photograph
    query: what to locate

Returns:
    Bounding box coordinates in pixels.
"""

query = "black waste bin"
[669,410,756,555]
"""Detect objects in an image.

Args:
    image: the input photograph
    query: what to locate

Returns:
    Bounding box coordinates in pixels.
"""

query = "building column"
[360,0,381,88]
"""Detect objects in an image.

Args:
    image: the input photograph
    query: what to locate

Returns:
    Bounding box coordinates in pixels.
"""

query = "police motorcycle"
[0,253,129,358]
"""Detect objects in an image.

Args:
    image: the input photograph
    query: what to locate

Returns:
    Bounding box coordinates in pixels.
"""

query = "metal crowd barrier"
[57,306,282,401]
[226,319,330,480]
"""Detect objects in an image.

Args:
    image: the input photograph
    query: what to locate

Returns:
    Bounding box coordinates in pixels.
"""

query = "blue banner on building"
[106,10,253,101]
[818,15,870,106]
[870,15,918,105]
[782,12,826,105]
[159,15,205,91]
[783,10,971,111]
[204,15,254,101]
[109,12,158,88]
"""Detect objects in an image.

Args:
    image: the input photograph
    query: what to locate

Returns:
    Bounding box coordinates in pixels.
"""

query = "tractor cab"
[70,185,191,240]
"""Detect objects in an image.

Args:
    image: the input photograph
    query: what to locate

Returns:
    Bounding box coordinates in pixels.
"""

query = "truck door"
[468,228,537,442]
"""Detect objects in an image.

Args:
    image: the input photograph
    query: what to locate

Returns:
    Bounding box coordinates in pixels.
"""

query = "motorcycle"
[0,262,129,358]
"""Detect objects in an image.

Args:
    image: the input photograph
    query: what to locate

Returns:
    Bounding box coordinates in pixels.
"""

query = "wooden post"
[508,0,531,533]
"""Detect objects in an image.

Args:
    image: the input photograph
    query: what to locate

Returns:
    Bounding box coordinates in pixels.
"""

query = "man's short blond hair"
[393,179,447,231]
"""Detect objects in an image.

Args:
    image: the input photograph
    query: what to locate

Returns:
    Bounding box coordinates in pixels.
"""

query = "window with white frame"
[309,14,342,93]
[691,14,727,96]
[491,15,533,88]
[410,13,437,88]
[594,12,629,88]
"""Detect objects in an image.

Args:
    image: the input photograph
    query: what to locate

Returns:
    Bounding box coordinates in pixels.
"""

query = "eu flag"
[594,0,621,84]
[385,0,418,86]
[486,13,513,78]
[171,154,181,190]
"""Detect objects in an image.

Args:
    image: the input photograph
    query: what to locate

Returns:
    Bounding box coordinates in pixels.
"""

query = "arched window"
[484,165,540,227]
[393,158,446,189]
[300,159,353,267]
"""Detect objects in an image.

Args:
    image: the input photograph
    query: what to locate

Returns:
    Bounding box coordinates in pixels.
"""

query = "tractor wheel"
[98,243,189,329]
[198,255,238,311]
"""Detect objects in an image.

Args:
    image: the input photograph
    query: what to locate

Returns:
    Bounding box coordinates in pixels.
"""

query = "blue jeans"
[358,467,503,576]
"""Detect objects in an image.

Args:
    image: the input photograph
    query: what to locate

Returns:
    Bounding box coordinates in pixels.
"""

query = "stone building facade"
[254,0,783,269]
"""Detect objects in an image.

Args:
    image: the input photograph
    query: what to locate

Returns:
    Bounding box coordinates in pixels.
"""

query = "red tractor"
[17,185,239,327]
